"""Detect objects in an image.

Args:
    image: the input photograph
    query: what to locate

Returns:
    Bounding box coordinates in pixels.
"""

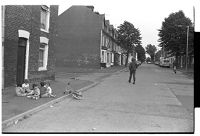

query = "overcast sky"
[58,0,198,49]
[2,0,199,50]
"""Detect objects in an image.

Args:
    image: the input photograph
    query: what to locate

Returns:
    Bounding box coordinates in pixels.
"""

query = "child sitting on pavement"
[64,82,74,95]
[16,85,27,97]
[40,81,56,98]
[44,82,56,97]
[64,82,83,99]
[22,79,32,94]
[40,81,47,98]
[27,84,40,100]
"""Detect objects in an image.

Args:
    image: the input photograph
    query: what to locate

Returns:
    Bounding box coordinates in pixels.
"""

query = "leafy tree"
[117,21,142,66]
[135,45,146,63]
[158,10,194,59]
[145,44,157,62]
[155,50,162,61]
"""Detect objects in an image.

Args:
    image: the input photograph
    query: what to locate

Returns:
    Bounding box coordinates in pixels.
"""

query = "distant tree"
[158,10,194,59]
[117,21,142,66]
[155,50,162,61]
[146,57,151,62]
[145,44,157,62]
[135,45,146,62]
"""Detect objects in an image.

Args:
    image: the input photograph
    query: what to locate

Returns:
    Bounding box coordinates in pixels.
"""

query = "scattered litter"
[23,115,29,119]
[14,120,18,124]
[70,77,79,80]
[50,105,54,108]
[72,93,83,100]
[18,118,23,122]
[92,127,96,131]
[7,121,13,126]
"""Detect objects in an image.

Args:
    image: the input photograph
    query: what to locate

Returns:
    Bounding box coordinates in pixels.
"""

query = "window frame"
[38,37,49,71]
[38,44,45,68]
[40,5,50,33]
[101,50,104,63]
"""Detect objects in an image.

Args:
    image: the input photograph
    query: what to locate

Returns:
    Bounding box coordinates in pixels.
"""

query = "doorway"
[16,37,27,86]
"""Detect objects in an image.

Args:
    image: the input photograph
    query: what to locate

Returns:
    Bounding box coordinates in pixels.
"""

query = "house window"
[39,37,49,71]
[105,38,109,47]
[107,39,110,48]
[102,36,104,46]
[107,53,109,63]
[101,51,104,62]
[39,44,45,67]
[40,5,50,32]
[111,53,113,63]
[104,37,106,47]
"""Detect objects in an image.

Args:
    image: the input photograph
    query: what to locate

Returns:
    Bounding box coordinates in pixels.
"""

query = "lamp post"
[186,26,189,71]
[178,25,189,71]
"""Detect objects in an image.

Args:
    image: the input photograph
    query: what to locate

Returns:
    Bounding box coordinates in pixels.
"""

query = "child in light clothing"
[40,81,56,98]
[16,85,27,96]
[45,82,56,97]
[22,79,32,94]
[27,84,40,100]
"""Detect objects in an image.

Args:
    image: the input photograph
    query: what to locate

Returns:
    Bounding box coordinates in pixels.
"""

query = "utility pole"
[186,26,189,71]
[177,25,189,71]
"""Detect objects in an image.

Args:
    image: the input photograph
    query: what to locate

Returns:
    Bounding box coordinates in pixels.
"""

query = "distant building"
[2,5,58,87]
[56,5,122,68]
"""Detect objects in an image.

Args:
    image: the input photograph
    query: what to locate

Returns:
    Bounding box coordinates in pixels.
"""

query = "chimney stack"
[86,6,94,11]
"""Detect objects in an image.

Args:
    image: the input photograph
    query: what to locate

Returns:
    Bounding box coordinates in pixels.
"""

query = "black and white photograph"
[1,0,199,134]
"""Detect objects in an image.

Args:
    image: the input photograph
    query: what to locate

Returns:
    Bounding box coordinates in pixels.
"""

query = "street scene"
[1,0,197,134]
[2,64,193,132]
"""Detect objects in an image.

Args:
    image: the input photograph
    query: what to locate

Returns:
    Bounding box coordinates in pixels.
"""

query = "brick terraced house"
[2,5,58,87]
[56,5,123,68]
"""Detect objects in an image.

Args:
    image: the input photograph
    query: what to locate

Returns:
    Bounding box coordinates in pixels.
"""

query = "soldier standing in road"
[128,58,137,84]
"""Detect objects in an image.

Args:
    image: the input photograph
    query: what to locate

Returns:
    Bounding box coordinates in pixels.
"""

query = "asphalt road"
[3,64,194,133]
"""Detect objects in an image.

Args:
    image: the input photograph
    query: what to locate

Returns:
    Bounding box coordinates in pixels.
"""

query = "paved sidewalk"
[177,68,194,79]
[2,66,125,129]
[2,79,93,121]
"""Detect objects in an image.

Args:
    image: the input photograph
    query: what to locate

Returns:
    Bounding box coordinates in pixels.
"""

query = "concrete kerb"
[2,67,125,130]
[2,82,98,130]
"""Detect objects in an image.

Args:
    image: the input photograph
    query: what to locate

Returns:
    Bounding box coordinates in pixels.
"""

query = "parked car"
[159,57,170,67]
[154,61,159,65]
[147,61,152,64]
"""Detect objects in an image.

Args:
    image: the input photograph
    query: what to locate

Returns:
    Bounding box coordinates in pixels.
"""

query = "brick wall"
[4,5,58,87]
[56,6,103,68]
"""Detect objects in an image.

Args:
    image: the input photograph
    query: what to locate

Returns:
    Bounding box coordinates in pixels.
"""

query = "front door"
[16,38,27,86]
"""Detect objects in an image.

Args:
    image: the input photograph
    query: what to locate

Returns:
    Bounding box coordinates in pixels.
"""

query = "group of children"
[16,79,56,100]
[16,79,83,100]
